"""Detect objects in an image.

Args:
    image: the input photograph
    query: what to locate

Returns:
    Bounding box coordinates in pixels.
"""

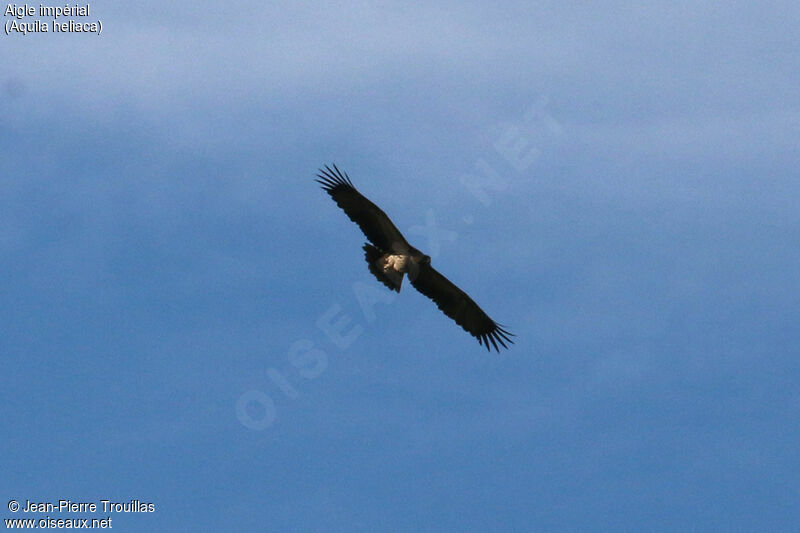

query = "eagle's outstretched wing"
[316,164,410,253]
[410,263,514,352]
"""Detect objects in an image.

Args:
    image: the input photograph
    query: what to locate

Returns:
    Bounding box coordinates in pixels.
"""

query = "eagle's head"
[407,246,431,265]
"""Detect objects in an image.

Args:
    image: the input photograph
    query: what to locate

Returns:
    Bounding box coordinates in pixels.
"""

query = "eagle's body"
[376,250,423,284]
[317,164,514,352]
[362,243,423,292]
[378,254,409,291]
[384,253,412,273]
[382,253,413,279]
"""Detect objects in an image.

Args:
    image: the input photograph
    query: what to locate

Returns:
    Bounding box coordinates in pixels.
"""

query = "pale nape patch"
[380,254,407,289]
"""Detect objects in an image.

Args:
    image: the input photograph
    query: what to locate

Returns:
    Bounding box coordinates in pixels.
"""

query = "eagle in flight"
[317,164,514,352]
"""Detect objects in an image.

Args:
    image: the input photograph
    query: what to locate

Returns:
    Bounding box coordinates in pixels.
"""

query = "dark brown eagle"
[317,164,514,352]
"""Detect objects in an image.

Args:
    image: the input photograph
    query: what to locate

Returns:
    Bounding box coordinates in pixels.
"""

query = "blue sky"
[2,2,799,531]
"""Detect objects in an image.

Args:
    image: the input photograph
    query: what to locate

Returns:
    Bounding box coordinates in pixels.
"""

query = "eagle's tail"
[363,244,402,293]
